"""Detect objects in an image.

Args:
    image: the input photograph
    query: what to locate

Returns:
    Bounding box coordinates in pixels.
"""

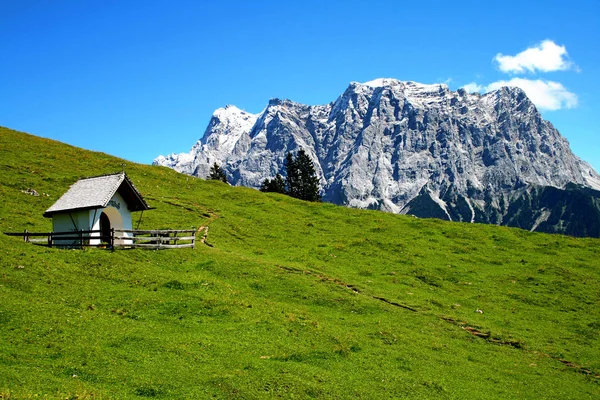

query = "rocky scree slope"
[154,78,600,237]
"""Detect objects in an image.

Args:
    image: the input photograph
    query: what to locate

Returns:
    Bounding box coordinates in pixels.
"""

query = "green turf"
[1,126,599,399]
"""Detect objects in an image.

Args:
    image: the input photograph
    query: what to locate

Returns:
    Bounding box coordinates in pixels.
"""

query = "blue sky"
[1,0,599,170]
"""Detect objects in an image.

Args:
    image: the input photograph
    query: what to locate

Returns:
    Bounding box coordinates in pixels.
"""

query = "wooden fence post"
[110,228,115,249]
[24,229,28,243]
[48,233,52,248]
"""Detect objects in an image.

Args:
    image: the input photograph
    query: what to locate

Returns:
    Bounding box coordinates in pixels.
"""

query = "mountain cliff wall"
[154,79,600,236]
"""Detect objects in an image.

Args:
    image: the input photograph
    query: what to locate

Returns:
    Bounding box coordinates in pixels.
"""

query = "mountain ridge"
[154,79,600,236]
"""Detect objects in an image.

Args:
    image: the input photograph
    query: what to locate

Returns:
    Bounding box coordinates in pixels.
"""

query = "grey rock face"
[154,78,600,235]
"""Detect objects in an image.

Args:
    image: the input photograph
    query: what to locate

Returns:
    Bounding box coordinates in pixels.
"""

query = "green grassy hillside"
[1,126,599,399]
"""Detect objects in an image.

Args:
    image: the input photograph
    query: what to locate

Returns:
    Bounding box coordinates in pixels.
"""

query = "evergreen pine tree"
[285,152,300,198]
[208,163,228,184]
[272,174,286,193]
[259,178,270,192]
[284,149,321,202]
[295,149,321,202]
[260,174,286,193]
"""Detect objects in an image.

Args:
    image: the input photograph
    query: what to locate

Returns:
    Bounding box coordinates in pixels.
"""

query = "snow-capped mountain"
[154,79,600,237]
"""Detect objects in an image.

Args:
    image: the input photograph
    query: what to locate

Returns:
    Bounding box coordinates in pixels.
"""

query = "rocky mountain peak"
[154,79,600,236]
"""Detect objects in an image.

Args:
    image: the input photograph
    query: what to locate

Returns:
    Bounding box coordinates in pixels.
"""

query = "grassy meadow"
[0,126,599,399]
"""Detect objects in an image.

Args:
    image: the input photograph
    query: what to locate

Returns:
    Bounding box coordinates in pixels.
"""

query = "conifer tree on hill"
[284,149,321,202]
[260,174,286,194]
[208,162,228,184]
[285,152,300,199]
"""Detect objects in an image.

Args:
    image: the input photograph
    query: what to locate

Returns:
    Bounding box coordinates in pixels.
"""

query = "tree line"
[208,149,321,202]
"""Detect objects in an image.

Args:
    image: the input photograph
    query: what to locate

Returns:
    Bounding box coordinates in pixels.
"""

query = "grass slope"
[1,126,599,399]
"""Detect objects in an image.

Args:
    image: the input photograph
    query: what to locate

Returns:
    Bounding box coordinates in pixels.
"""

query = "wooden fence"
[4,228,196,250]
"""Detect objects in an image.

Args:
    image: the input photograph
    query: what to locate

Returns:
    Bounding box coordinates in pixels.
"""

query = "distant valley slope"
[155,79,600,237]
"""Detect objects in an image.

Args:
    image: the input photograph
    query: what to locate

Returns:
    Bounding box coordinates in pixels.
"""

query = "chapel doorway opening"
[100,212,111,242]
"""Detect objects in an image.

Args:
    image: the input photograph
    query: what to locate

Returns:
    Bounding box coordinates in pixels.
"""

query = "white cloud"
[462,82,484,93]
[487,78,578,110]
[494,40,575,74]
[463,40,580,111]
[463,78,578,111]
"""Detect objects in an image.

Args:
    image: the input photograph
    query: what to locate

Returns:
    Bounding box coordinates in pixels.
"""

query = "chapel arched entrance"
[99,212,111,242]
[100,206,126,244]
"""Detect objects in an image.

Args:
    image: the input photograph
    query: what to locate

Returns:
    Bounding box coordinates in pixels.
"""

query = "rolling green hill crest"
[1,126,599,399]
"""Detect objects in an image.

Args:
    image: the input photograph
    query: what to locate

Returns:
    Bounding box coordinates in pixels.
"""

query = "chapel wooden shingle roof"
[43,172,151,217]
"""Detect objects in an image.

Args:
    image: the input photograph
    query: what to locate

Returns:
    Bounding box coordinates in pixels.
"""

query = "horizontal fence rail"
[4,229,196,250]
[118,230,196,249]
